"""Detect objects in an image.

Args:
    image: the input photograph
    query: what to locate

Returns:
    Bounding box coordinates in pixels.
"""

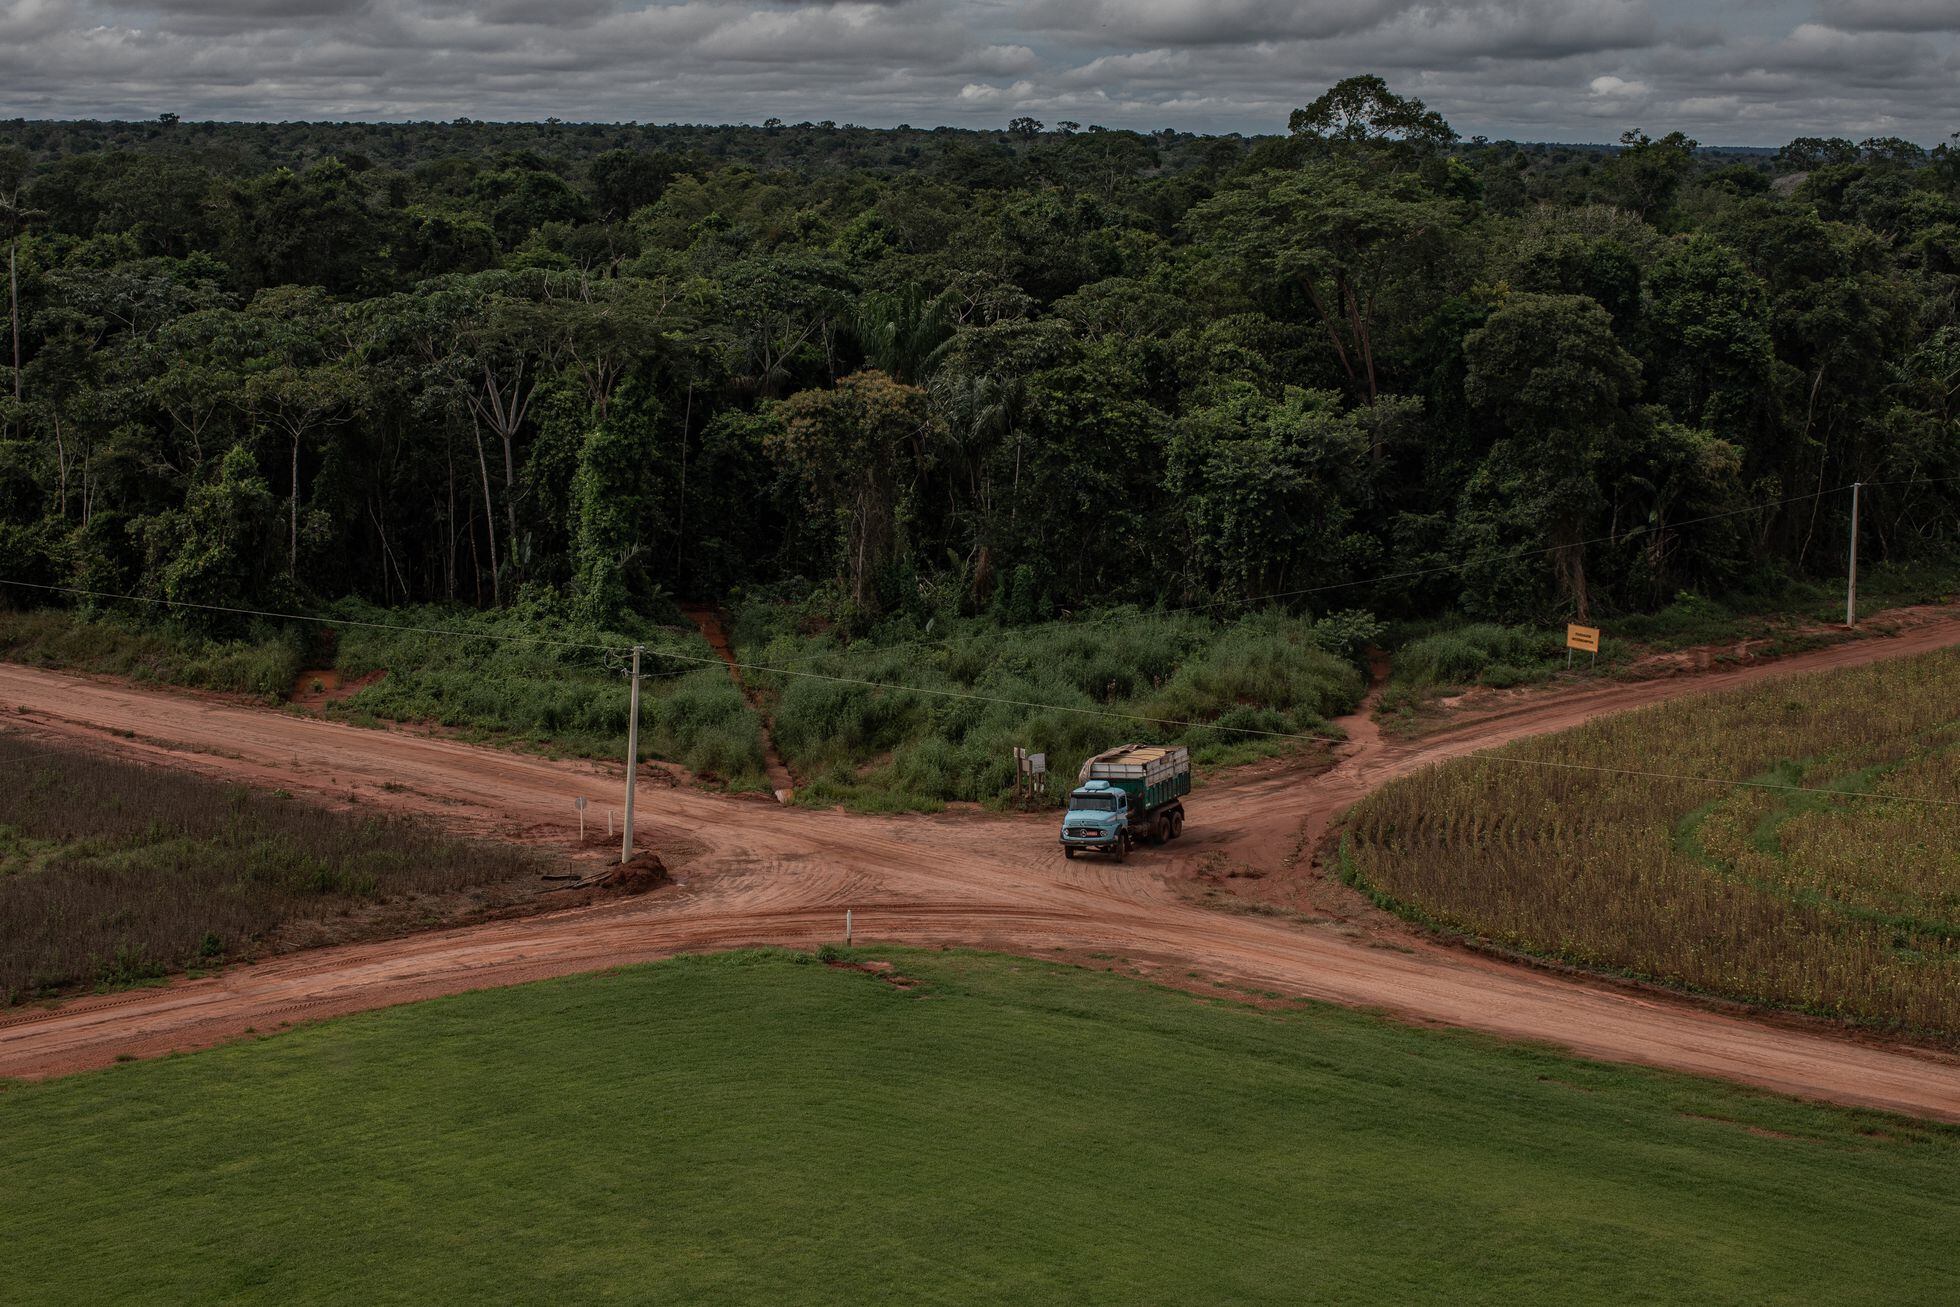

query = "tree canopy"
[1,89,1956,636]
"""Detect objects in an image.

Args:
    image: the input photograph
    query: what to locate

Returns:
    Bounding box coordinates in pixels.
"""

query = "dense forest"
[2,78,1957,638]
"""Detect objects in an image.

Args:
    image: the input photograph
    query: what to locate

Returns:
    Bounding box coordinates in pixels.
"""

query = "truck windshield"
[1071,794,1120,812]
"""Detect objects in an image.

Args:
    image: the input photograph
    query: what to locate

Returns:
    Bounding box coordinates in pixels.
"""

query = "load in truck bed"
[1079,744,1191,809]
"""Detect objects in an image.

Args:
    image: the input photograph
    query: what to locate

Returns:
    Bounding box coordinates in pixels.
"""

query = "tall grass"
[0,608,304,700]
[0,732,548,1002]
[733,602,1370,810]
[0,604,770,789]
[1344,647,1960,1037]
[1390,623,1570,689]
[1383,558,1960,703]
[327,601,768,787]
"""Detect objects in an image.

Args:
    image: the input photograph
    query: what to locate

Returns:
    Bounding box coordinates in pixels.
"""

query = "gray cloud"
[0,0,1952,145]
[1815,0,1960,32]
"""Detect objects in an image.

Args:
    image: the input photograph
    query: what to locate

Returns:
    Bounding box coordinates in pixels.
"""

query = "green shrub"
[1395,623,1563,688]
[329,601,767,787]
[735,599,1370,810]
[0,609,305,700]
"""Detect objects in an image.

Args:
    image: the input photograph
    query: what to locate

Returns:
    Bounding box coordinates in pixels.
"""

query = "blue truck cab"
[1059,744,1190,861]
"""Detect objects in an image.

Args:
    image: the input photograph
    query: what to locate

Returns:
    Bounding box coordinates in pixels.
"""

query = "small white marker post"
[846,909,853,946]
[575,795,587,841]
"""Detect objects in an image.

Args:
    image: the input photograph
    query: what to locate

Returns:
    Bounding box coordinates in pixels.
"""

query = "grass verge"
[326,600,768,787]
[2,948,1955,1305]
[0,603,771,788]
[1375,560,1960,726]
[0,607,304,700]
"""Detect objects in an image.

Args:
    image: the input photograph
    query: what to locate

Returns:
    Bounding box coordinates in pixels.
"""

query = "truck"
[1058,743,1190,861]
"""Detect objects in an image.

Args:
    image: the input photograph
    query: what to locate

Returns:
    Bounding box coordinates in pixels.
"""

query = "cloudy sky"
[1,0,1955,145]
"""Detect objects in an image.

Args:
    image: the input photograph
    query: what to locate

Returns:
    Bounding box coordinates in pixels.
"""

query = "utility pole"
[1845,481,1861,628]
[621,644,643,864]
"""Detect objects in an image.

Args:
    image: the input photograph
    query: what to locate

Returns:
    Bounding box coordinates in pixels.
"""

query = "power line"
[0,477,1936,755]
[647,638,1960,795]
[0,578,647,653]
[0,577,1350,746]
[7,586,1956,805]
[745,481,1862,675]
[0,478,1887,677]
[1861,475,1960,489]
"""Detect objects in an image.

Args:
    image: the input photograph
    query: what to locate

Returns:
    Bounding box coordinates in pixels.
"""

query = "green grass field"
[5,949,1955,1305]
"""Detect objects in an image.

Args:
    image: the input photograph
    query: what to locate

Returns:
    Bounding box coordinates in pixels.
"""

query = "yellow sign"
[1566,623,1601,653]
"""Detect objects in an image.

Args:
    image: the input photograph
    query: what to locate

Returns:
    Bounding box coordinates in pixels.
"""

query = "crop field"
[5,949,1957,1306]
[0,733,546,1002]
[1343,647,1960,1035]
[731,603,1372,810]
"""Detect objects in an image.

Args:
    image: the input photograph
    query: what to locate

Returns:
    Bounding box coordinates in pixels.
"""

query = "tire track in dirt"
[4,612,1960,1120]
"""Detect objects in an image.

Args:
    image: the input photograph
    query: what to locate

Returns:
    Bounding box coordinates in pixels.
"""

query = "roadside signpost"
[1011,747,1049,800]
[1566,623,1600,670]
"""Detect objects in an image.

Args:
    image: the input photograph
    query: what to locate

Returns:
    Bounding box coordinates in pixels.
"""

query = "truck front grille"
[1066,827,1103,840]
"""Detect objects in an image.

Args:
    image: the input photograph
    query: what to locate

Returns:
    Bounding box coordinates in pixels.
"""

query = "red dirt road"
[5,616,1960,1121]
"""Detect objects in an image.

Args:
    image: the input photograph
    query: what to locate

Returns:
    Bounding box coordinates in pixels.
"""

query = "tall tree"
[0,147,39,405]
[1288,75,1458,164]
[241,288,364,572]
[770,371,939,614]
[1461,293,1642,618]
[1188,161,1460,403]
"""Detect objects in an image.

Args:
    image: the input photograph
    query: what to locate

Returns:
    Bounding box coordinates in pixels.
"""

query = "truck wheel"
[1169,812,1184,840]
[1113,836,1127,863]
[1063,847,1076,860]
